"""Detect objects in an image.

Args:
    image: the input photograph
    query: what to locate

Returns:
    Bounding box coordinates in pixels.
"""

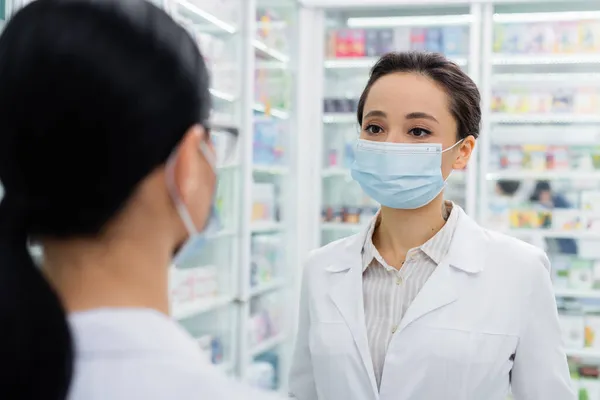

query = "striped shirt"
[362,201,459,390]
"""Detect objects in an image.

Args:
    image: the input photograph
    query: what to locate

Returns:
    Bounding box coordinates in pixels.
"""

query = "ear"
[172,124,205,201]
[452,135,476,170]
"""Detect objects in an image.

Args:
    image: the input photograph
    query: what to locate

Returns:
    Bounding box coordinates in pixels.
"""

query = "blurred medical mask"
[166,139,221,267]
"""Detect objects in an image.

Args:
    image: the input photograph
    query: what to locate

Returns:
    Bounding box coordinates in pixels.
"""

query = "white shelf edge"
[321,222,366,232]
[210,88,236,102]
[504,229,600,240]
[555,288,600,300]
[253,40,289,63]
[253,103,289,119]
[324,56,467,69]
[207,229,237,240]
[490,114,600,124]
[565,348,600,359]
[252,165,289,175]
[172,295,235,320]
[347,14,473,28]
[486,170,600,181]
[249,279,286,298]
[492,73,600,84]
[322,167,351,178]
[492,54,600,66]
[250,221,283,234]
[176,0,237,34]
[248,333,286,357]
[323,113,356,124]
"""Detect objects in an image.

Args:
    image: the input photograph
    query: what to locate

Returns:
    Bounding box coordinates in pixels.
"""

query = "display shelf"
[321,222,365,233]
[490,114,600,125]
[249,333,287,357]
[175,0,238,34]
[210,88,237,102]
[252,165,289,175]
[322,113,356,124]
[250,221,284,233]
[253,39,290,63]
[486,170,600,181]
[324,56,468,69]
[250,278,286,298]
[565,348,600,360]
[253,103,289,119]
[506,229,600,240]
[172,295,236,321]
[322,167,351,178]
[492,54,600,66]
[555,288,600,300]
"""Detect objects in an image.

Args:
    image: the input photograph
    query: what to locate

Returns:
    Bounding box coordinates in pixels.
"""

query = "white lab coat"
[68,308,282,400]
[289,206,575,400]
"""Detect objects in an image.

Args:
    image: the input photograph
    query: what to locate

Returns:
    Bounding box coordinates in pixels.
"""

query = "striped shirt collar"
[361,201,459,271]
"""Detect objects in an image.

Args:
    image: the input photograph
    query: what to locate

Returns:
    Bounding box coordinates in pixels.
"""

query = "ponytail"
[0,194,73,399]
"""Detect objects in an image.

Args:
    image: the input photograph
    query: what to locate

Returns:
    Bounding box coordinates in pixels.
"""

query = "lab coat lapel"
[327,227,379,399]
[396,260,457,333]
[397,207,485,335]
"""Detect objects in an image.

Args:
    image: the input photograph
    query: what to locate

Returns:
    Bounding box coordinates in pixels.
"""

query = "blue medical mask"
[166,140,221,267]
[350,139,463,210]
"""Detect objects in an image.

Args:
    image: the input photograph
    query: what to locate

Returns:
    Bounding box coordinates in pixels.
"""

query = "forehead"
[363,72,450,118]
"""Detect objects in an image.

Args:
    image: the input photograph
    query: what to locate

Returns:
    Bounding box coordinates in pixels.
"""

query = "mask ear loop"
[441,138,466,183]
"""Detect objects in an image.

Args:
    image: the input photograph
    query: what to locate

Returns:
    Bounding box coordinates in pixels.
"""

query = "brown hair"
[357,51,481,140]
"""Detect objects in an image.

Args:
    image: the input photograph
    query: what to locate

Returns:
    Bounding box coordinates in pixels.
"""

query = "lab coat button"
[396,277,403,285]
[392,325,398,334]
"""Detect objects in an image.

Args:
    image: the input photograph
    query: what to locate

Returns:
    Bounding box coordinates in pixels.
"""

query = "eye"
[364,124,384,136]
[408,127,431,138]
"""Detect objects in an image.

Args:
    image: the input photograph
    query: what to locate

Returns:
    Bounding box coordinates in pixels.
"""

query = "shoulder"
[302,234,359,276]
[70,358,278,400]
[479,226,550,278]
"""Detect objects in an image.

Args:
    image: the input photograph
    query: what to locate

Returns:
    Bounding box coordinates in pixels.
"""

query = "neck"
[42,233,173,315]
[375,196,448,261]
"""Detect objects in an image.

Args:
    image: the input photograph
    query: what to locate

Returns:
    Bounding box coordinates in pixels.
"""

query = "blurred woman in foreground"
[0,1,280,399]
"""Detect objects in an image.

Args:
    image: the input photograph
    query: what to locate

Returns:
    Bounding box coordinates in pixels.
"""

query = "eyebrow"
[405,112,439,123]
[363,110,387,119]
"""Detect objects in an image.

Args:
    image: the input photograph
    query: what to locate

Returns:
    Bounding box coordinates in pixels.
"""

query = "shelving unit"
[480,2,600,394]
[315,3,482,247]
[165,0,299,393]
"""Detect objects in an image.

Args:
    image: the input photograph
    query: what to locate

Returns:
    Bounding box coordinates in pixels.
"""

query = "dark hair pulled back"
[0,0,210,397]
[357,51,481,140]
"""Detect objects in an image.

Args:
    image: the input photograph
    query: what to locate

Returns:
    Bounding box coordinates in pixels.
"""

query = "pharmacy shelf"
[172,295,235,320]
[490,114,600,125]
[486,170,600,181]
[492,73,600,85]
[253,39,290,64]
[250,221,284,234]
[324,56,468,69]
[565,348,600,360]
[506,229,600,240]
[249,333,287,357]
[321,222,365,233]
[175,0,237,34]
[322,167,351,178]
[249,278,286,298]
[323,113,356,124]
[492,54,600,66]
[253,103,289,119]
[252,165,289,175]
[208,229,237,240]
[555,288,600,300]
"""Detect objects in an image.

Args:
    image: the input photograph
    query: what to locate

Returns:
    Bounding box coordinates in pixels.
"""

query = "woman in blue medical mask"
[289,52,574,400]
[0,1,281,399]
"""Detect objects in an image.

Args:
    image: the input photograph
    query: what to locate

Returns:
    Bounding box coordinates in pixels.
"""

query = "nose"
[384,131,408,144]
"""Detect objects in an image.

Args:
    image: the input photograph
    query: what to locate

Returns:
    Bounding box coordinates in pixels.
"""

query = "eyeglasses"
[204,123,239,168]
